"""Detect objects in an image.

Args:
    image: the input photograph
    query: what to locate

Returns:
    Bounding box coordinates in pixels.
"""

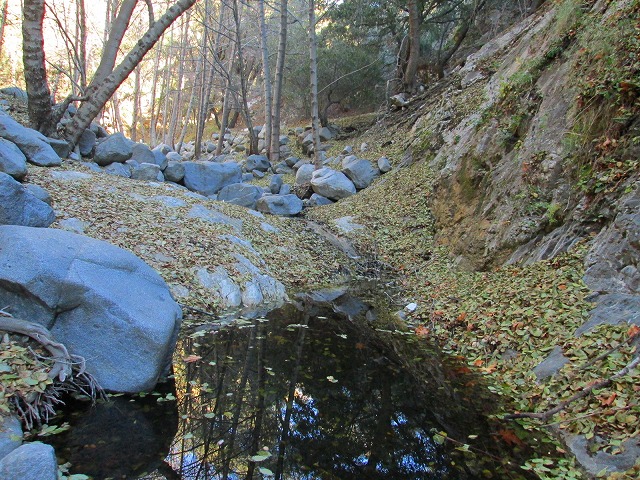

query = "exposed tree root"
[0,311,104,429]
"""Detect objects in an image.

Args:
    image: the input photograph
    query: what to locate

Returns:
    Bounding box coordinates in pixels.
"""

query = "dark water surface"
[47,284,535,479]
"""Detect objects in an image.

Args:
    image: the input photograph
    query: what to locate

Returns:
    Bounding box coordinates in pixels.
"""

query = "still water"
[48,285,535,479]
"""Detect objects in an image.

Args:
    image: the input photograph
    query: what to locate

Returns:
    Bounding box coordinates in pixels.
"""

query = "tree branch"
[505,355,640,423]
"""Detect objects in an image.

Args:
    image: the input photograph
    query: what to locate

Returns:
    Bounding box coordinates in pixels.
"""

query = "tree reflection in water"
[47,285,534,479]
[155,286,526,480]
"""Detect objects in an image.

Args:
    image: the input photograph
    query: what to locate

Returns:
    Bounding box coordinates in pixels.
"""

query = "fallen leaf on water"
[183,355,202,363]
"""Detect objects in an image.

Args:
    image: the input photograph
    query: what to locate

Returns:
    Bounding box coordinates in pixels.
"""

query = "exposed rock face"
[94,132,134,166]
[0,225,182,393]
[0,111,61,167]
[0,172,55,227]
[311,167,356,200]
[183,161,242,196]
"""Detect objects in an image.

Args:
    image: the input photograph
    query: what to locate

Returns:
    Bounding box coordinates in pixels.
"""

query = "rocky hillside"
[308,0,640,477]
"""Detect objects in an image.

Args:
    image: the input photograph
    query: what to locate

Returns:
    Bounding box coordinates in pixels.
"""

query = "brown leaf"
[600,392,617,406]
[497,429,524,447]
[183,354,202,363]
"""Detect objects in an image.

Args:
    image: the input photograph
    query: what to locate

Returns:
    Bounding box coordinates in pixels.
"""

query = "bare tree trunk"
[161,29,174,145]
[89,0,137,96]
[309,0,321,168]
[258,0,273,157]
[216,39,236,156]
[194,0,212,159]
[131,64,141,141]
[270,0,288,165]
[167,11,191,148]
[22,0,55,135]
[231,0,257,154]
[65,0,198,149]
[0,0,8,58]
[149,35,164,146]
[76,0,87,91]
[176,63,200,152]
[403,0,420,93]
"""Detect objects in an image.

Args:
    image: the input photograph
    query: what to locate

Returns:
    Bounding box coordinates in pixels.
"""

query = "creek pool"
[47,284,538,479]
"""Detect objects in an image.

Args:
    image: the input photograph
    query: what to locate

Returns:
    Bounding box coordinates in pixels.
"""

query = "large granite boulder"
[245,154,271,172]
[0,138,28,180]
[131,143,159,167]
[0,111,61,167]
[0,416,22,459]
[183,161,242,196]
[0,226,182,392]
[256,194,303,216]
[94,133,134,166]
[164,160,185,183]
[78,128,97,157]
[342,158,380,189]
[131,162,164,182]
[0,442,57,480]
[0,173,55,227]
[218,183,264,209]
[295,163,315,185]
[310,167,356,200]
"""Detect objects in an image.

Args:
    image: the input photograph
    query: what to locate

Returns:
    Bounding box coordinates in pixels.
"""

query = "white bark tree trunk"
[65,0,198,149]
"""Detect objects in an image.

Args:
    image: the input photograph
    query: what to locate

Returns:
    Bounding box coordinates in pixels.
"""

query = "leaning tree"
[21,0,198,147]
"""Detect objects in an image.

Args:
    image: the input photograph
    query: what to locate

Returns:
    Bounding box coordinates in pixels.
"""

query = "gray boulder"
[45,137,71,159]
[0,416,22,459]
[89,122,109,138]
[270,174,284,194]
[164,160,185,183]
[94,132,133,166]
[0,173,55,227]
[245,154,271,172]
[0,87,28,102]
[256,194,303,216]
[24,184,52,205]
[104,162,131,178]
[0,442,57,480]
[0,111,61,167]
[342,158,380,189]
[78,128,97,157]
[131,143,159,166]
[131,162,164,182]
[285,156,299,167]
[319,126,334,141]
[0,138,27,180]
[308,193,333,207]
[378,156,392,173]
[274,162,293,175]
[166,151,182,163]
[280,184,291,195]
[195,266,242,309]
[295,163,315,185]
[218,183,264,209]
[183,161,242,196]
[0,225,182,392]
[311,167,356,200]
